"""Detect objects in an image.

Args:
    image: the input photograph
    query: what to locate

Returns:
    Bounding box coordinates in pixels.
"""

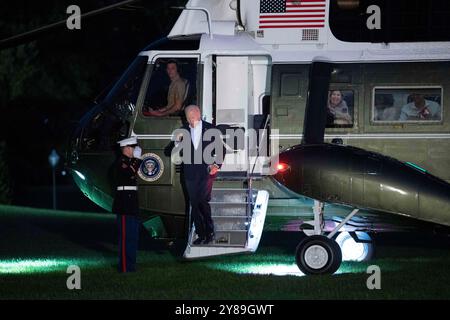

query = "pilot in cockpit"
[144,59,189,117]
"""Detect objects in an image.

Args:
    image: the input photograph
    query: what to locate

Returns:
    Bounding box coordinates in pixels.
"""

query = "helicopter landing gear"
[295,200,360,275]
[295,235,342,275]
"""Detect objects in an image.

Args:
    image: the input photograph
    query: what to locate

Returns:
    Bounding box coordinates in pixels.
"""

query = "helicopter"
[4,0,450,275]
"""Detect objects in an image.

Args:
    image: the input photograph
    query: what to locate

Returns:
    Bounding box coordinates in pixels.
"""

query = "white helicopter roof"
[199,33,270,57]
[167,0,450,63]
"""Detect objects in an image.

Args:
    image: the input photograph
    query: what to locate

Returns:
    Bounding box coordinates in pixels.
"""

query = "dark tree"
[0,0,185,202]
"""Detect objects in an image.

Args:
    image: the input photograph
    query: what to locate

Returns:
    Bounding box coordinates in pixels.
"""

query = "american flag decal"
[259,0,326,29]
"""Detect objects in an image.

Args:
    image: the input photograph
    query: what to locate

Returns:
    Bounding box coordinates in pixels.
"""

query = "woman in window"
[327,90,352,126]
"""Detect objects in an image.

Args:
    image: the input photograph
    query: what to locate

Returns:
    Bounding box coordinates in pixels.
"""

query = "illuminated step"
[211,188,257,203]
[215,171,247,181]
[210,202,248,216]
[183,190,270,259]
[215,172,265,181]
[195,230,248,247]
[213,218,249,231]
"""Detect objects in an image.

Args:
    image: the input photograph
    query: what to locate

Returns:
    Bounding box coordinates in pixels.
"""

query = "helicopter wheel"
[295,235,342,275]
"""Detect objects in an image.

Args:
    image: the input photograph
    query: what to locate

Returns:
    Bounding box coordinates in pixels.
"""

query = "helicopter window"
[372,87,442,123]
[326,89,355,128]
[142,58,197,117]
[280,74,302,96]
[82,56,148,151]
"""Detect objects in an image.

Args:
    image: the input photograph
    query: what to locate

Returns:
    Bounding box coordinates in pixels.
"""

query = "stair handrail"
[247,114,271,218]
[250,114,271,177]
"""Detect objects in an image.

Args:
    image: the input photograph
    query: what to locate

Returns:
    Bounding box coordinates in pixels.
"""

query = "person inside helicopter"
[143,59,190,117]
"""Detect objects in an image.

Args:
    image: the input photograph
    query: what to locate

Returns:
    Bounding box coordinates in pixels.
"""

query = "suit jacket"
[181,120,224,180]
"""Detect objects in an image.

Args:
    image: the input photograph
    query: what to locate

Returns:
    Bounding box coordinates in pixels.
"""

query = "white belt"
[117,186,137,191]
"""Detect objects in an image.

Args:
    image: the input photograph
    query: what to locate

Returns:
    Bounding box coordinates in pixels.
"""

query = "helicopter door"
[183,56,271,259]
[214,56,250,173]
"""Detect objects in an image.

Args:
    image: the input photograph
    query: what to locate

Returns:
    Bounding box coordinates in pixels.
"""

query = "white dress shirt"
[399,100,441,121]
[190,120,202,150]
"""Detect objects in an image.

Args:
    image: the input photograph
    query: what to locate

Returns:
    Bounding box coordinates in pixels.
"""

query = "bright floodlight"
[74,170,86,180]
[336,232,370,262]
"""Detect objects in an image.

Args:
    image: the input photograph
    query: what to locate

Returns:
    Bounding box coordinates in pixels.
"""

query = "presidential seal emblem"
[138,153,164,182]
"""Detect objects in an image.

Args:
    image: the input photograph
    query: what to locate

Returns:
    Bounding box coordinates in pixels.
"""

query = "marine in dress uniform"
[112,137,143,273]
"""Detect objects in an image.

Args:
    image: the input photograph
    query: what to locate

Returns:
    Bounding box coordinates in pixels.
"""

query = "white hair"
[184,105,200,114]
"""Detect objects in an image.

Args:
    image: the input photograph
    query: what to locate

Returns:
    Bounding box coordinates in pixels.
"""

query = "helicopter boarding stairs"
[183,53,271,258]
[183,181,269,259]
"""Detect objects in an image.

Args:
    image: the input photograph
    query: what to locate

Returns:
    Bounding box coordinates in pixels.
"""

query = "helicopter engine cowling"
[273,143,450,227]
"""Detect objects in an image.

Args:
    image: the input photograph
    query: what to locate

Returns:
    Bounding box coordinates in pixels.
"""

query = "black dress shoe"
[193,237,204,245]
[203,233,215,245]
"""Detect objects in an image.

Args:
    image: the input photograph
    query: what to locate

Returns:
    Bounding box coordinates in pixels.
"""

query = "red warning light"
[276,163,290,173]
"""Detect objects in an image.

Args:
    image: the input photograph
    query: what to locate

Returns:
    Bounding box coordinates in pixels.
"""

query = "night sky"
[0,0,184,208]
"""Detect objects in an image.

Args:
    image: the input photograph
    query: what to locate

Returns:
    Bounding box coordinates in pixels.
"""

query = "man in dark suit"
[174,105,223,245]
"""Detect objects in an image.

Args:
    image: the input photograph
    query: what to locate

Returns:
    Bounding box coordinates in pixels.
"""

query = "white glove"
[133,146,142,159]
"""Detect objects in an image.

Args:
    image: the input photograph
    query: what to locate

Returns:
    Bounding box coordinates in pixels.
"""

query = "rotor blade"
[0,0,142,50]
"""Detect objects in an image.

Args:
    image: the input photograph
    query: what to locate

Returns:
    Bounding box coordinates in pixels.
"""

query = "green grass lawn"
[0,204,449,299]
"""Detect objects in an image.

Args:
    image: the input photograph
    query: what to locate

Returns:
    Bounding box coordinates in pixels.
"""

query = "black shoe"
[193,237,204,245]
[203,233,215,245]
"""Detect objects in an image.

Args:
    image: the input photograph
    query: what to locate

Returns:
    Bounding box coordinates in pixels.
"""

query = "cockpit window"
[105,56,148,105]
[142,58,197,117]
[81,56,148,151]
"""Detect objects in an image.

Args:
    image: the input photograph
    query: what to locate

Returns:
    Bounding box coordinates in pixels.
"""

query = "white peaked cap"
[117,136,138,147]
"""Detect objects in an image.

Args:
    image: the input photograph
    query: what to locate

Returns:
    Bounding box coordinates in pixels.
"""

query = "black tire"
[295,235,342,275]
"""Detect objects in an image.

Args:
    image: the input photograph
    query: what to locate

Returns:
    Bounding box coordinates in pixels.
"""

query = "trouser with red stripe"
[117,214,139,273]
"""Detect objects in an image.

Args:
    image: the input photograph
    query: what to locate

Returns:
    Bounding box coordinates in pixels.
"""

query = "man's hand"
[209,164,220,175]
[175,132,183,142]
[146,109,165,117]
[133,146,142,159]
